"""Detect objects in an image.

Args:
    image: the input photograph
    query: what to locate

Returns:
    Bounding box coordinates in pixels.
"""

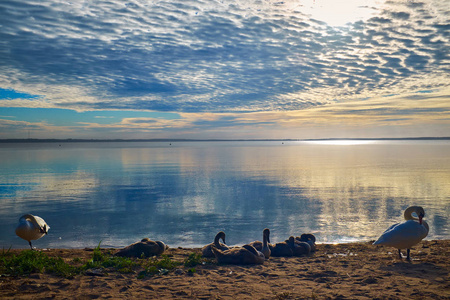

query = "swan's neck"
[214,234,224,247]
[404,206,419,221]
[404,206,426,225]
[263,232,269,248]
[288,236,295,246]
[21,214,39,227]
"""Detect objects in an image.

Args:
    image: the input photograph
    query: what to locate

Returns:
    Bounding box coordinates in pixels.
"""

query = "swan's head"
[412,206,425,224]
[418,210,425,225]
[40,224,49,234]
[218,231,226,244]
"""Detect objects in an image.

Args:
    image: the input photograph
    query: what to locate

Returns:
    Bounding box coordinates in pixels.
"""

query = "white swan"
[15,214,50,249]
[373,206,429,260]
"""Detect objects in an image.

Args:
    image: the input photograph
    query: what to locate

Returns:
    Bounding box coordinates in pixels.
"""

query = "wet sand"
[1,240,449,299]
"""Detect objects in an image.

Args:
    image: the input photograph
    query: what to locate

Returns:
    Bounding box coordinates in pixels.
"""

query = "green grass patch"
[183,252,204,268]
[0,249,78,278]
[0,245,214,279]
[84,242,139,273]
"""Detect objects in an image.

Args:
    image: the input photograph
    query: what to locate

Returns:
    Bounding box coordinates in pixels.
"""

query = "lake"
[1,140,449,249]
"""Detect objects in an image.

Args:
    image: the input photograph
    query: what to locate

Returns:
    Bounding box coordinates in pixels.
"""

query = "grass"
[0,248,79,278]
[0,244,213,279]
[183,252,204,268]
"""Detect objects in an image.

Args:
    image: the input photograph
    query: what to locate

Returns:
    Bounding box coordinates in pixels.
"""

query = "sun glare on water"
[307,140,377,145]
[300,0,381,27]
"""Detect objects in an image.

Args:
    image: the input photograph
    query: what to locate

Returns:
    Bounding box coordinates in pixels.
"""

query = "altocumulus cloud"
[0,0,449,114]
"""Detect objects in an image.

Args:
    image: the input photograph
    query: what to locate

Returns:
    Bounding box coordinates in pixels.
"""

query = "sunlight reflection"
[305,140,377,145]
[1,141,449,249]
[299,0,381,27]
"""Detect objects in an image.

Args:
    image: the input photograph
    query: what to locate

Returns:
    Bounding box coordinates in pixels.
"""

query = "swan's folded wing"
[374,220,427,248]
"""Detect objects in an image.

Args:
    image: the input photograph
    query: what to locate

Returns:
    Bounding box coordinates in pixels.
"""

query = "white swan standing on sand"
[373,206,429,260]
[15,214,50,249]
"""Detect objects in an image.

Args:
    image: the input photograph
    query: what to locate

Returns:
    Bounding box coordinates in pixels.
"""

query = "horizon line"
[1,137,449,143]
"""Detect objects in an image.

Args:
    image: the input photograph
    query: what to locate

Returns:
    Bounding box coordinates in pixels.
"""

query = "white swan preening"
[373,206,429,260]
[202,231,230,258]
[15,214,50,249]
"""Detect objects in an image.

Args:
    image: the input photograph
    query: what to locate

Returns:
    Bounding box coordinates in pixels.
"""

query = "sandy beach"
[1,240,449,299]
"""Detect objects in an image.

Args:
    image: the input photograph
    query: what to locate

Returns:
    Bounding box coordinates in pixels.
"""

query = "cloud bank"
[0,0,449,138]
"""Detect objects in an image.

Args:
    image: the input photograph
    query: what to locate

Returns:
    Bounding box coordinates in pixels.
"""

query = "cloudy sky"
[0,0,449,139]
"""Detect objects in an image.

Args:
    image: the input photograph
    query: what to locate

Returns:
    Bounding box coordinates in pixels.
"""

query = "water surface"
[1,140,449,249]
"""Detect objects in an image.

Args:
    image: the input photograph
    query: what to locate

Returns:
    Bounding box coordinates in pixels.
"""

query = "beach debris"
[85,268,106,276]
[114,238,167,258]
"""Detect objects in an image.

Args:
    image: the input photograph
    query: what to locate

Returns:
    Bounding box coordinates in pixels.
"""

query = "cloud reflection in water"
[0,141,449,249]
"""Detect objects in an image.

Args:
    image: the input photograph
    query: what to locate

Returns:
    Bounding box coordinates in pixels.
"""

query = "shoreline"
[1,240,449,299]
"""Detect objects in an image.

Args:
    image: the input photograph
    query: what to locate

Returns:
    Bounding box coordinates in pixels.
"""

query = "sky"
[0,0,449,140]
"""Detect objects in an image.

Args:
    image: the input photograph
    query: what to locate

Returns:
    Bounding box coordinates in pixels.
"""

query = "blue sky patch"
[0,107,181,126]
[0,88,41,100]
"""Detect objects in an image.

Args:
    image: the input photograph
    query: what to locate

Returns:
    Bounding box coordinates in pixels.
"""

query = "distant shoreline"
[1,137,450,143]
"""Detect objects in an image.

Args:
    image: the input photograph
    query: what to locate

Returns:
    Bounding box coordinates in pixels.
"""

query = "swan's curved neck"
[214,233,225,246]
[404,206,419,221]
[21,214,39,227]
[404,206,425,225]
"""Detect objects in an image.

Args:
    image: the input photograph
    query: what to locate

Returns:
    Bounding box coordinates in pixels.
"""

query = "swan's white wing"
[374,220,428,249]
[34,215,50,232]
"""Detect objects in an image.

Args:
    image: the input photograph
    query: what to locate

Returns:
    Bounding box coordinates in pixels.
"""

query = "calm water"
[1,140,449,249]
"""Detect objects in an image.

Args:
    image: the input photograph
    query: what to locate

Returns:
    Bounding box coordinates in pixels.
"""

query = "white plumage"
[373,206,429,260]
[15,214,50,249]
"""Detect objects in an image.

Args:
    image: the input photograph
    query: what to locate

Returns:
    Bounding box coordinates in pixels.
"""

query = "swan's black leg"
[406,249,411,260]
[398,249,402,259]
[29,241,33,250]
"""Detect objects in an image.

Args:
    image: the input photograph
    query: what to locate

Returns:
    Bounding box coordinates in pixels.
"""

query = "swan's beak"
[419,213,424,225]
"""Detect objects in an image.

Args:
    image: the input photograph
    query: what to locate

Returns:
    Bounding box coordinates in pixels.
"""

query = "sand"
[1,240,449,299]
